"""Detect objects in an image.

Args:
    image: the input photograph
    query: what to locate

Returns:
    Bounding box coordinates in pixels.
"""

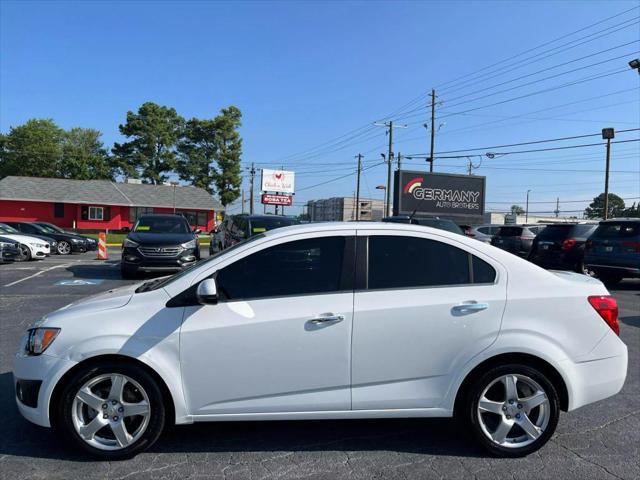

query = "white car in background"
[13,223,627,459]
[0,224,50,260]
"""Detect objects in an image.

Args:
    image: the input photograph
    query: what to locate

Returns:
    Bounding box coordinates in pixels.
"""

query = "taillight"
[588,296,619,335]
[561,238,577,250]
[622,241,640,253]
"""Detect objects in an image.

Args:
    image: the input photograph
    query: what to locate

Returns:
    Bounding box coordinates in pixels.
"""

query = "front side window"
[88,206,104,220]
[216,236,347,300]
[368,235,495,290]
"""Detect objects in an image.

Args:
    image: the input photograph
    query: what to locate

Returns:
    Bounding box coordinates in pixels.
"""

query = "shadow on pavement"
[0,371,482,461]
[621,315,639,328]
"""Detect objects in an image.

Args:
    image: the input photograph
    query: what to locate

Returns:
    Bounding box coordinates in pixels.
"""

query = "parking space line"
[3,262,77,287]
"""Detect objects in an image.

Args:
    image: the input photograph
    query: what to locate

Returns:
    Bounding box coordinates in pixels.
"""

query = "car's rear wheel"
[55,362,165,460]
[57,241,71,255]
[464,364,559,457]
[15,244,31,262]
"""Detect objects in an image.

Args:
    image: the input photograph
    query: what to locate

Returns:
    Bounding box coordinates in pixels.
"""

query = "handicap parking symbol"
[56,279,104,286]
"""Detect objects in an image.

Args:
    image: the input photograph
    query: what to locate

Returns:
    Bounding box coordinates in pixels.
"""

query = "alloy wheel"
[476,374,551,448]
[57,241,71,255]
[71,373,151,451]
[15,245,31,262]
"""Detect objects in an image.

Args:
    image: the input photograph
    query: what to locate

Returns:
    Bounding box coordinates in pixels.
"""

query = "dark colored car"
[3,222,59,254]
[33,222,98,252]
[0,235,20,263]
[381,215,463,234]
[211,214,300,254]
[584,218,640,285]
[121,214,201,278]
[491,225,547,257]
[529,223,598,273]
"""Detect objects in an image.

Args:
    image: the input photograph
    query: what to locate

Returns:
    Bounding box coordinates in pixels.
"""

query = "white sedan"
[0,224,50,260]
[13,222,627,459]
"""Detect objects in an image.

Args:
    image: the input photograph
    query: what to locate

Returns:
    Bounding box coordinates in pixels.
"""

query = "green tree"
[60,128,114,180]
[112,102,185,184]
[177,106,242,206]
[622,202,640,218]
[0,119,64,178]
[584,193,625,219]
[510,205,525,215]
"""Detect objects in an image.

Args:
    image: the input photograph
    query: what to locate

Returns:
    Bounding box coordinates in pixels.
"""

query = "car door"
[180,231,356,416]
[351,229,507,410]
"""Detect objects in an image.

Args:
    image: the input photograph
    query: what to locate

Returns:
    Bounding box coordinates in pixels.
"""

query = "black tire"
[15,244,31,262]
[463,364,560,457]
[57,241,72,255]
[597,272,623,286]
[54,361,166,460]
[121,263,137,280]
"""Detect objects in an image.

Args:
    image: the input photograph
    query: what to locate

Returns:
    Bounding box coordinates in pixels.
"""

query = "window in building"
[88,206,104,221]
[177,210,197,227]
[129,206,154,223]
[197,211,207,227]
[54,203,65,218]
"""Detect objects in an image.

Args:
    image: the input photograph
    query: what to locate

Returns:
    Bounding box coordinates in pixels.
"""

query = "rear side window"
[216,236,347,300]
[592,222,640,239]
[367,236,495,289]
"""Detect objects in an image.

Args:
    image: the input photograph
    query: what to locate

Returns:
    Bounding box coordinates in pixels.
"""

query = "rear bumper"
[586,263,640,277]
[563,332,628,411]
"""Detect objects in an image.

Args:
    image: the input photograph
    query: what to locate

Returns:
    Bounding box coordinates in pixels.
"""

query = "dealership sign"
[261,193,293,206]
[261,169,295,194]
[394,170,485,217]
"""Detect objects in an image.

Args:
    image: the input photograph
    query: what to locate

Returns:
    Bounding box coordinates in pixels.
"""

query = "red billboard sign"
[261,193,293,206]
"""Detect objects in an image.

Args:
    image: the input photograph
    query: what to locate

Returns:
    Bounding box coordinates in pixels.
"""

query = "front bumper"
[13,352,78,427]
[122,246,198,272]
[1,246,19,262]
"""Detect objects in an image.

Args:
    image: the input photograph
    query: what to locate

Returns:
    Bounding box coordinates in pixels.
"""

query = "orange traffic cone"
[96,232,108,260]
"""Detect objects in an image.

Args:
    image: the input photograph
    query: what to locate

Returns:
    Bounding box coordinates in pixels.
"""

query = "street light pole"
[525,189,531,223]
[602,128,615,220]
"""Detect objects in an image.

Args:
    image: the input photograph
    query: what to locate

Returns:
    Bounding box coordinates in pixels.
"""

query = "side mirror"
[196,278,218,305]
[193,228,202,235]
[121,226,130,233]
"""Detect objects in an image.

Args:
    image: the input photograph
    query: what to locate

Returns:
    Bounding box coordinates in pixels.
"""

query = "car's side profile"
[14,223,627,460]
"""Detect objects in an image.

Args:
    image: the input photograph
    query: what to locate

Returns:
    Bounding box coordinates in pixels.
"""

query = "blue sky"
[1,0,639,215]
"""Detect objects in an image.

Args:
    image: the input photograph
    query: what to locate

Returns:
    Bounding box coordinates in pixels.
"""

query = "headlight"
[181,239,197,249]
[25,328,60,355]
[29,242,47,248]
[70,238,81,243]
[123,238,139,248]
[0,241,13,248]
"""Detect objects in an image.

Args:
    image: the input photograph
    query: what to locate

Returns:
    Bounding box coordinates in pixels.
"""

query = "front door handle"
[309,313,344,325]
[452,302,489,315]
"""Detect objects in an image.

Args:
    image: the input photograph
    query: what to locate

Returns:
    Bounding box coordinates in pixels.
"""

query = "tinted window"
[573,225,597,238]
[216,237,346,300]
[472,256,496,283]
[249,216,299,235]
[497,227,523,237]
[54,203,65,218]
[537,225,572,240]
[592,222,640,239]
[368,236,470,289]
[417,219,463,234]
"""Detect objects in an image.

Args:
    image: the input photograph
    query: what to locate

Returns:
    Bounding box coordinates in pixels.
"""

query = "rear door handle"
[309,313,344,325]
[452,302,489,315]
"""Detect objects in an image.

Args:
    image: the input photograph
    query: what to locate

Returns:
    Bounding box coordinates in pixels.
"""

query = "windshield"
[38,223,65,233]
[249,217,298,235]
[137,233,266,292]
[0,224,20,234]
[134,216,190,234]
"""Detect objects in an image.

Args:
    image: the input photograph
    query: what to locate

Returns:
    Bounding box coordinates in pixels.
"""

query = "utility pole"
[525,189,531,223]
[374,121,407,217]
[355,153,363,221]
[248,162,256,214]
[397,152,402,171]
[602,128,615,220]
[554,197,560,218]
[241,189,245,214]
[429,89,437,173]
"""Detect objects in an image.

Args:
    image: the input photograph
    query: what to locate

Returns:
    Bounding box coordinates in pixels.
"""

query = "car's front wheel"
[55,362,166,460]
[464,364,559,457]
[15,244,32,262]
[57,241,72,255]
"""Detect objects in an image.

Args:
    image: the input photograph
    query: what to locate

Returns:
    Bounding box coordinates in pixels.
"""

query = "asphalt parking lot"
[0,250,638,480]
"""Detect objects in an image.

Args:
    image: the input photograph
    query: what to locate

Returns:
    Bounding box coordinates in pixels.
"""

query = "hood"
[0,233,50,245]
[43,283,140,324]
[50,232,87,242]
[127,231,194,246]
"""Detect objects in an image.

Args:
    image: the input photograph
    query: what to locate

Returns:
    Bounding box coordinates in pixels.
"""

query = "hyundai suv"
[121,214,200,278]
